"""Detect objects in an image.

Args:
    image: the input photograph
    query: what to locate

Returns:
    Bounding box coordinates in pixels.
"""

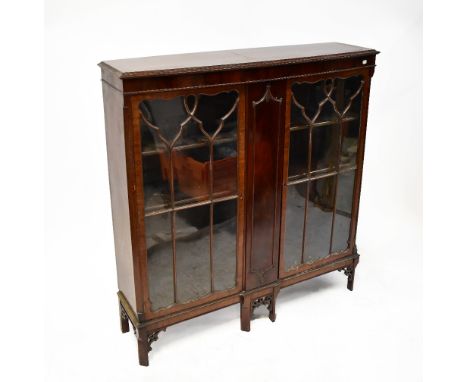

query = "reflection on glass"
[291,82,338,124]
[146,213,174,310]
[141,91,240,310]
[340,119,360,166]
[288,125,340,180]
[284,183,307,270]
[213,199,237,291]
[304,176,336,262]
[288,130,308,178]
[331,171,355,252]
[312,124,340,171]
[189,91,238,135]
[175,205,211,303]
[140,97,188,144]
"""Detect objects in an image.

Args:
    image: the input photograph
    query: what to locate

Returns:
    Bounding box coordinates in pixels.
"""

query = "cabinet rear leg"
[340,252,359,291]
[346,267,355,291]
[339,265,356,291]
[240,296,251,332]
[137,334,149,367]
[119,303,130,333]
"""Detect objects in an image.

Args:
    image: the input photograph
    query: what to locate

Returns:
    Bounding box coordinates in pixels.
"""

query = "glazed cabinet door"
[280,75,367,276]
[131,87,245,315]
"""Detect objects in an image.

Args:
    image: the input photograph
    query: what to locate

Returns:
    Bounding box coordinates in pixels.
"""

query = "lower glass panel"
[304,176,336,263]
[284,172,355,271]
[213,199,237,291]
[175,205,211,304]
[146,200,238,310]
[146,213,174,311]
[284,182,307,271]
[331,171,355,252]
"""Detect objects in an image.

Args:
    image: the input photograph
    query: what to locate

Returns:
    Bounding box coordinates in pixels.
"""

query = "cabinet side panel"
[102,82,137,311]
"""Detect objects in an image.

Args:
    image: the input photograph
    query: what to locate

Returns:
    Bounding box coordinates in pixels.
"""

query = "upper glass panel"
[140,91,238,214]
[289,76,363,181]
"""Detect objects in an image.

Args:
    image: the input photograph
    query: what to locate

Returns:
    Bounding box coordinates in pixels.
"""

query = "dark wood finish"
[245,82,285,290]
[100,43,378,366]
[101,43,375,78]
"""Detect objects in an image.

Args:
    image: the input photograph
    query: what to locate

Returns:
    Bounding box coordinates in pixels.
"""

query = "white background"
[43,1,421,381]
[6,0,467,381]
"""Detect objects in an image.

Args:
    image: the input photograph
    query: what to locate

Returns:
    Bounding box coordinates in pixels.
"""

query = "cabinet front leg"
[240,295,251,332]
[137,333,149,367]
[137,328,165,366]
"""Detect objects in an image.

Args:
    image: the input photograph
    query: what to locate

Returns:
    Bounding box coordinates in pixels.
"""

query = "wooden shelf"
[290,115,358,132]
[142,132,237,157]
[144,190,238,217]
[287,164,357,185]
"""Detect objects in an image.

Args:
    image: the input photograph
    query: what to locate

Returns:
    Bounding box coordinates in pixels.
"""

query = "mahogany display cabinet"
[99,43,378,366]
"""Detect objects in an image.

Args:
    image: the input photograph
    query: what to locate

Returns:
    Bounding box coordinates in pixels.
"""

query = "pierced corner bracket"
[251,293,277,322]
[338,266,353,277]
[252,295,273,311]
[147,328,166,352]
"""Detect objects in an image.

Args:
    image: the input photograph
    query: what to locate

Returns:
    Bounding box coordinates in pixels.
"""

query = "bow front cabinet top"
[99,42,378,366]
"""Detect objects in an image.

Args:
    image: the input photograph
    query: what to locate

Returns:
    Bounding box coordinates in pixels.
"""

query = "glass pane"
[142,149,170,210]
[290,80,345,179]
[213,199,237,291]
[146,213,174,311]
[337,76,363,118]
[288,129,308,179]
[331,171,355,252]
[312,124,340,171]
[288,119,340,180]
[140,97,188,144]
[304,176,336,262]
[194,91,238,135]
[291,82,339,124]
[175,205,211,303]
[339,76,362,166]
[340,118,360,166]
[283,182,307,271]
